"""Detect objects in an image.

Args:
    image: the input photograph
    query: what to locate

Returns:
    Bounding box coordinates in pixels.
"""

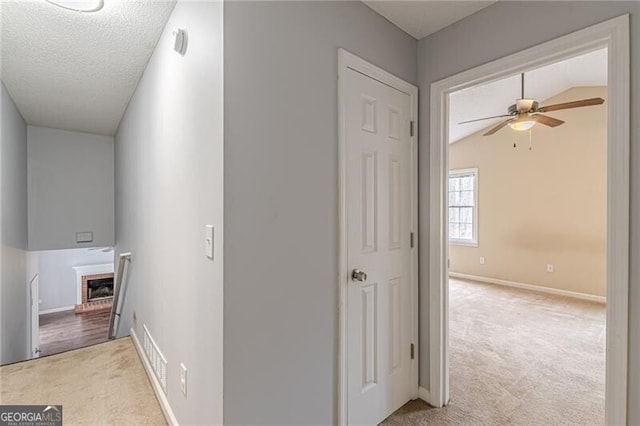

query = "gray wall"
[0,82,29,364]
[36,248,113,312]
[224,2,416,424]
[416,2,640,422]
[27,126,114,251]
[115,1,223,424]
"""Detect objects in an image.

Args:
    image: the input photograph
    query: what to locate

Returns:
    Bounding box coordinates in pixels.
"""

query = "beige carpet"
[383,279,605,425]
[0,337,166,425]
[0,281,605,425]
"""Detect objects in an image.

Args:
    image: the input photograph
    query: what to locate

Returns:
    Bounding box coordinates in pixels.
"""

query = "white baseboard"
[449,272,606,304]
[130,328,179,426]
[39,305,75,315]
[418,386,432,405]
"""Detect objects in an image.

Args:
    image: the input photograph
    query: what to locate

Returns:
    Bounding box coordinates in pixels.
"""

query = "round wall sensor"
[173,29,188,56]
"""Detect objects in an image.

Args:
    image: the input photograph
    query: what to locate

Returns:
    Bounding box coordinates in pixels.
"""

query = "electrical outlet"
[546,264,554,273]
[479,257,485,265]
[180,363,188,397]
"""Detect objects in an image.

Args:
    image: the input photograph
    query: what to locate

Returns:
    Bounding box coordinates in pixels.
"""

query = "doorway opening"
[446,47,608,423]
[31,247,114,358]
[429,15,629,425]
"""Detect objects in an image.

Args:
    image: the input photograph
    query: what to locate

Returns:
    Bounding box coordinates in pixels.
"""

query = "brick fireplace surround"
[75,272,114,313]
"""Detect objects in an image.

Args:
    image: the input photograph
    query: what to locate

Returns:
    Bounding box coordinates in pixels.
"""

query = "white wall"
[36,248,114,312]
[416,2,640,422]
[114,1,223,424]
[223,2,416,423]
[27,126,114,251]
[0,82,29,364]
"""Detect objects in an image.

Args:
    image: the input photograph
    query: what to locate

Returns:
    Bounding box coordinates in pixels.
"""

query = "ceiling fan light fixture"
[509,117,536,131]
[45,0,104,12]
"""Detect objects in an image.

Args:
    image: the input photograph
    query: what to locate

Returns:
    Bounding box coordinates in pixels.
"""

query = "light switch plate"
[205,225,214,259]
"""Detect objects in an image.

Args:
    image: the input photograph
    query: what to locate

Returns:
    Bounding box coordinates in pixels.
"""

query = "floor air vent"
[143,324,168,393]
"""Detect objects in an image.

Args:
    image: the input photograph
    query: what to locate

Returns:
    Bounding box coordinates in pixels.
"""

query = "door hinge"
[410,232,414,248]
[410,343,415,360]
[410,121,415,137]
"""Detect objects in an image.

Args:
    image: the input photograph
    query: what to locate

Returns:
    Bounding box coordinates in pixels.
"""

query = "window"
[448,168,478,246]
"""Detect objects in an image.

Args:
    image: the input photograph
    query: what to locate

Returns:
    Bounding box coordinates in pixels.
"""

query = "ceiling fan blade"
[88,247,114,253]
[537,97,604,113]
[533,114,565,127]
[483,118,513,136]
[459,114,513,125]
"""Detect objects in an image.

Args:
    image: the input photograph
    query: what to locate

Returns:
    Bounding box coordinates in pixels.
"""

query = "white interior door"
[30,274,40,358]
[345,66,413,425]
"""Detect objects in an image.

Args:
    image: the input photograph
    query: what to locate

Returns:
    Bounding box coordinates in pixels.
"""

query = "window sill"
[449,240,478,248]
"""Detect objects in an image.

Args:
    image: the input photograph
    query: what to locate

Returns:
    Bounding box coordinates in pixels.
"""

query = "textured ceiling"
[363,1,496,40]
[450,48,608,143]
[1,0,176,136]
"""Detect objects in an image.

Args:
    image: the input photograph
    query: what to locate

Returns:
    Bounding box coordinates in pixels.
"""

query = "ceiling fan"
[459,73,604,136]
[88,247,114,253]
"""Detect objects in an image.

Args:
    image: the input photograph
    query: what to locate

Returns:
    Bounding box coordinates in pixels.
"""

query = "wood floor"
[39,308,111,357]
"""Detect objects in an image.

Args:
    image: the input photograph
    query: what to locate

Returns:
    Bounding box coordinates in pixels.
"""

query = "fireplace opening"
[87,277,114,301]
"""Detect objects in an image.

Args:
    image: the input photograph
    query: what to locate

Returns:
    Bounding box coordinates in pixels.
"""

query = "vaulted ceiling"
[0,0,176,136]
[449,48,608,143]
[363,1,496,40]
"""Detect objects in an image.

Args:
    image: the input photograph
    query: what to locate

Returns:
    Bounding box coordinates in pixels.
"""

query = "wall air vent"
[143,324,168,393]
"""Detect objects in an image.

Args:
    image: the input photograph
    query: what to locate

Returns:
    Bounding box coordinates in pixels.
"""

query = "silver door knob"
[351,269,367,282]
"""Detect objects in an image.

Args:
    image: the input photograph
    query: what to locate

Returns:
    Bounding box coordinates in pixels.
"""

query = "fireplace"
[87,277,114,301]
[73,264,115,313]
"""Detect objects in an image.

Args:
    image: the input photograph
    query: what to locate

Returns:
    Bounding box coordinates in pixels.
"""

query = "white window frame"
[448,168,478,247]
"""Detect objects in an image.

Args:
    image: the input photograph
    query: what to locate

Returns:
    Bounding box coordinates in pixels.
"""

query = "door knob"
[351,269,367,282]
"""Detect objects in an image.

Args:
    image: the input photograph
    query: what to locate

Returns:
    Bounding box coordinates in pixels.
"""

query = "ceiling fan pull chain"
[528,128,533,151]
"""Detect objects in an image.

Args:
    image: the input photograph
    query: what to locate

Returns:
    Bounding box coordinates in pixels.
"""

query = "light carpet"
[0,337,166,425]
[383,279,605,425]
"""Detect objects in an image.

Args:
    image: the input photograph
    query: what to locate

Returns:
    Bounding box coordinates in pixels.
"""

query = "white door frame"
[428,15,630,424]
[338,48,419,426]
[29,273,40,358]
